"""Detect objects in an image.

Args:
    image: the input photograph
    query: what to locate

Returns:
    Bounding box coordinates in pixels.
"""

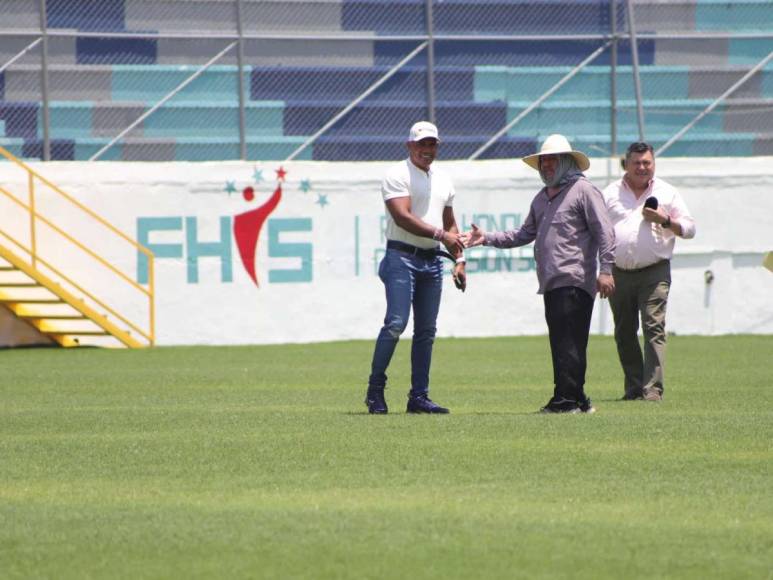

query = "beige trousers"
[609,260,671,398]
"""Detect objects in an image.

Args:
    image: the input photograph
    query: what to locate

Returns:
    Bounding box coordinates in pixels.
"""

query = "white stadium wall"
[1,157,771,345]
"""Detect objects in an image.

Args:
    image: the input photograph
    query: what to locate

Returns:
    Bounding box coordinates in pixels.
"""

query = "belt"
[386,240,456,262]
[614,259,669,274]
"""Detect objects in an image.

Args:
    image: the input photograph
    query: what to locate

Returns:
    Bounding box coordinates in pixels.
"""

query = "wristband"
[455,257,466,265]
[432,228,444,241]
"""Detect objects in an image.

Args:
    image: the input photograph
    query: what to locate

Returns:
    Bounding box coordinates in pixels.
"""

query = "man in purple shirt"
[462,134,616,414]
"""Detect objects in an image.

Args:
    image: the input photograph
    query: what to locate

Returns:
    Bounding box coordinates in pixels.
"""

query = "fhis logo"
[137,166,313,286]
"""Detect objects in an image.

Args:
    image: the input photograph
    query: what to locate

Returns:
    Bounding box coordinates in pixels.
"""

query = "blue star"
[315,194,329,208]
[300,178,312,193]
[224,180,237,195]
[253,168,264,183]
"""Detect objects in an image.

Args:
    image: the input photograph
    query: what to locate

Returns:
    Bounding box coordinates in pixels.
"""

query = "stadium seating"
[0,0,771,160]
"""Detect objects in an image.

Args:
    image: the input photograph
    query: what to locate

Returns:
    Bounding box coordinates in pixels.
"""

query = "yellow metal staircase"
[0,145,154,348]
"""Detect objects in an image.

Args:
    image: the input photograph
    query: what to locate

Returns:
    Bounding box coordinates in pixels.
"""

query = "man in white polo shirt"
[603,142,696,401]
[365,121,466,415]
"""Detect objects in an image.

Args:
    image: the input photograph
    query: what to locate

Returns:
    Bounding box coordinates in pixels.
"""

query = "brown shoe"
[643,389,663,401]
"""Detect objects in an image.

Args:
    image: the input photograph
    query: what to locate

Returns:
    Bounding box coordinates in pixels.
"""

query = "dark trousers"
[609,260,671,397]
[543,286,594,404]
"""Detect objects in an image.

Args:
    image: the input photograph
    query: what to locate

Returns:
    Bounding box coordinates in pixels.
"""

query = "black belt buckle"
[386,239,456,263]
[387,240,435,260]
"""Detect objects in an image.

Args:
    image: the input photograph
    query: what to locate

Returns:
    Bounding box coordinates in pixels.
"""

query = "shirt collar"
[542,175,581,200]
[622,174,654,198]
[407,158,433,176]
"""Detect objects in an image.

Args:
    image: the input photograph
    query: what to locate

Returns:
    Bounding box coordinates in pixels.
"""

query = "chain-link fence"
[1,0,771,161]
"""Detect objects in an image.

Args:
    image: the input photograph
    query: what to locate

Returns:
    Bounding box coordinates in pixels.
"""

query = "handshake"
[442,224,486,254]
[437,224,486,294]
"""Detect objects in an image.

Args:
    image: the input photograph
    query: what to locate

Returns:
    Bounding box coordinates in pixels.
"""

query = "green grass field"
[2,335,771,579]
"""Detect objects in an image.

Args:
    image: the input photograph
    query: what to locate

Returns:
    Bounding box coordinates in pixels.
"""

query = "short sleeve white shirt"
[381,159,455,250]
[603,176,696,270]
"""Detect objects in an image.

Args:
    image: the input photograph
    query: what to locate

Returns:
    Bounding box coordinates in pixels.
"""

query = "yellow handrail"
[0,186,151,297]
[0,231,151,342]
[0,145,155,346]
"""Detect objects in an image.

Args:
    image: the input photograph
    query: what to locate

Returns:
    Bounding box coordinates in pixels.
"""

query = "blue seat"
[73,139,124,161]
[251,66,475,103]
[342,0,614,35]
[47,0,126,32]
[433,0,614,35]
[374,39,655,67]
[505,99,725,137]
[77,37,156,65]
[0,102,38,139]
[696,0,773,33]
[760,66,773,97]
[474,65,691,103]
[0,137,25,158]
[45,102,94,139]
[649,132,756,156]
[728,38,773,65]
[21,139,76,161]
[570,131,756,157]
[341,0,425,34]
[312,134,537,161]
[143,101,285,138]
[283,100,506,137]
[112,65,247,102]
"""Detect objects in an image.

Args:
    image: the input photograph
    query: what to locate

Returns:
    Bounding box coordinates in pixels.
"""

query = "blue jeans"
[368,248,443,396]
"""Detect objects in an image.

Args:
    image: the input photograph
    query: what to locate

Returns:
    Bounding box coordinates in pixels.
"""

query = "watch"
[662,216,671,228]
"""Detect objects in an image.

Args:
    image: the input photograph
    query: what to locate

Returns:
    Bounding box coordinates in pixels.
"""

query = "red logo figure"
[233,170,286,286]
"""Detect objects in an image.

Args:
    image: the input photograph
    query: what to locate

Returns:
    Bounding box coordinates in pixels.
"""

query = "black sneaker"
[539,397,581,414]
[579,396,596,414]
[406,394,449,414]
[621,392,644,401]
[365,388,388,414]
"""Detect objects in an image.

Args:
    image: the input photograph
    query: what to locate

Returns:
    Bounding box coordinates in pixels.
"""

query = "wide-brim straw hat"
[522,134,590,172]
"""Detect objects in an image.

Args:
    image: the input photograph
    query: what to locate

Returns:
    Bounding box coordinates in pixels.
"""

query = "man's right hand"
[441,231,465,254]
[460,223,486,248]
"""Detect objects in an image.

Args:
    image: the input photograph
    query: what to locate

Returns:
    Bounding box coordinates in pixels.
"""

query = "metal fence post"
[626,0,646,141]
[38,0,51,161]
[610,0,618,157]
[425,0,436,124]
[235,0,247,160]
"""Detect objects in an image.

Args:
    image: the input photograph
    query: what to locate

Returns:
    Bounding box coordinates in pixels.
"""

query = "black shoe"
[365,389,388,414]
[579,396,596,414]
[621,392,644,401]
[406,394,449,414]
[539,397,581,414]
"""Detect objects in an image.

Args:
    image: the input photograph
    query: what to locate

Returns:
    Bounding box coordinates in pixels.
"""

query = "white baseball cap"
[408,121,440,142]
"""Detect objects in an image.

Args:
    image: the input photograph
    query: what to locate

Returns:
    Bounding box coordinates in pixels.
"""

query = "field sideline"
[2,335,771,579]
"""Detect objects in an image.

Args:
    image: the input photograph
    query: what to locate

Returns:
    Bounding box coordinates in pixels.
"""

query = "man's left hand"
[597,273,615,298]
[642,207,667,225]
[453,263,466,292]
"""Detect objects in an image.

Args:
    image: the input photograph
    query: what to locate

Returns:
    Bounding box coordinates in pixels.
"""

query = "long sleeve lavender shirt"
[484,177,616,297]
